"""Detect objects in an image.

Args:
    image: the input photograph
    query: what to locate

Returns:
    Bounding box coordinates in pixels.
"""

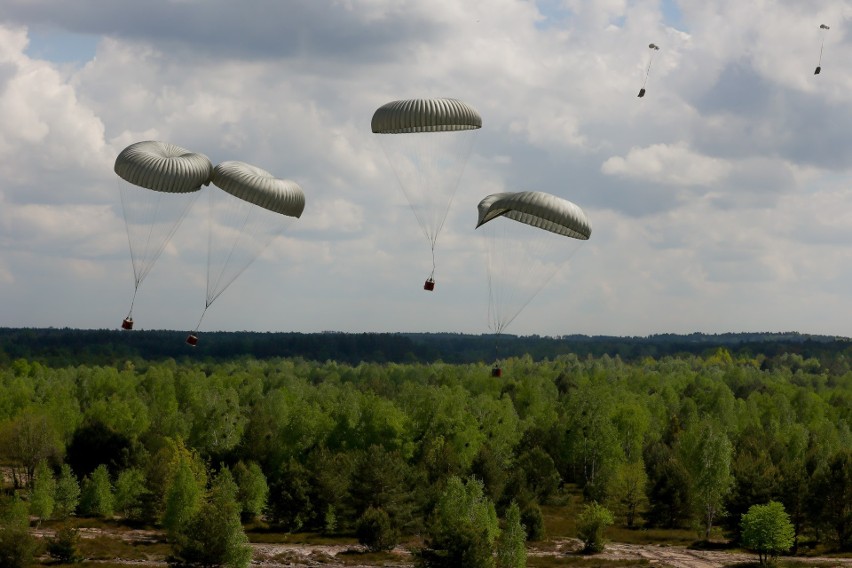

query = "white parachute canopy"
[190,160,305,338]
[114,140,212,328]
[475,191,591,335]
[372,98,482,288]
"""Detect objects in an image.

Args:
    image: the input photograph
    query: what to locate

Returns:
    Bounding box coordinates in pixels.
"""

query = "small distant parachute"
[372,98,482,291]
[815,24,830,75]
[186,160,305,345]
[475,191,591,376]
[114,140,212,330]
[638,43,660,98]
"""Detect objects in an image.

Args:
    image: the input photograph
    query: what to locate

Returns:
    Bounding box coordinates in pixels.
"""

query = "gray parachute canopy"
[371,98,482,134]
[114,140,212,193]
[476,191,591,240]
[211,161,305,218]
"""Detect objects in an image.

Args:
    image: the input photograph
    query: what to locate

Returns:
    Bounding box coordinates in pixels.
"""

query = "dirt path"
[34,527,852,568]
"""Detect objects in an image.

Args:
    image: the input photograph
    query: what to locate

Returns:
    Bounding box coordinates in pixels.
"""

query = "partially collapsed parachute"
[815,24,830,75]
[476,191,591,338]
[115,140,212,330]
[638,43,660,98]
[372,98,482,291]
[187,160,304,345]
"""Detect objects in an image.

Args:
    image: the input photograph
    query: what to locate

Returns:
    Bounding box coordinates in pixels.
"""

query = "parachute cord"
[641,52,656,89]
[192,307,209,334]
[127,286,139,319]
[818,37,825,66]
[429,241,437,281]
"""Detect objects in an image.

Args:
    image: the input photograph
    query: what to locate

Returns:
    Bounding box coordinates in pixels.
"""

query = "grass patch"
[528,556,651,567]
[246,529,359,545]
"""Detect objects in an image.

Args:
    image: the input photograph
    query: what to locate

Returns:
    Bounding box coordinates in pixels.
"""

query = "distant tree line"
[0,327,849,367]
[0,341,850,566]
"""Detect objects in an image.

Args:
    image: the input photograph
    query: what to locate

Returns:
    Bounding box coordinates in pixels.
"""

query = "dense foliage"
[0,331,850,558]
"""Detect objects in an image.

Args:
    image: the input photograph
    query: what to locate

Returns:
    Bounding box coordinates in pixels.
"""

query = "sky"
[1,0,852,338]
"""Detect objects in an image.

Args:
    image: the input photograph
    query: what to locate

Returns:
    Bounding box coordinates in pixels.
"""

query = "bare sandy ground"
[34,527,852,568]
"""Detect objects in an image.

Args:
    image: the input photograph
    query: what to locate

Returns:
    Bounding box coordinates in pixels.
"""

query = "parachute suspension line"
[641,49,657,90]
[818,36,825,67]
[430,241,437,281]
[192,306,209,334]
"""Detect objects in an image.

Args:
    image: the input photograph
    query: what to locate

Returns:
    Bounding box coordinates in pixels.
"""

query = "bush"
[356,507,399,552]
[520,502,545,542]
[47,525,81,564]
[577,502,614,554]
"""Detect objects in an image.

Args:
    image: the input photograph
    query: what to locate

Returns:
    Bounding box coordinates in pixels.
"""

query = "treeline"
[0,327,849,367]
[0,348,850,556]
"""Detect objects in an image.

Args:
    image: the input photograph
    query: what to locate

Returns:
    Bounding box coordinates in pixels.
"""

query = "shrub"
[47,525,82,564]
[356,507,399,552]
[577,502,614,553]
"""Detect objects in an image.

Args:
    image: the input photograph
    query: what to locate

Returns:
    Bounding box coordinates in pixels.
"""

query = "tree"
[740,501,795,565]
[232,461,268,522]
[810,449,852,549]
[0,494,37,568]
[577,502,614,553]
[607,459,648,529]
[419,476,500,568]
[30,458,56,523]
[79,464,114,518]
[0,411,61,485]
[168,468,251,568]
[114,467,149,520]
[496,501,526,568]
[679,420,733,540]
[162,458,204,540]
[54,463,80,519]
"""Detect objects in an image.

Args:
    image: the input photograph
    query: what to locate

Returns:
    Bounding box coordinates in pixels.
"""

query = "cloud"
[601,142,731,186]
[2,0,852,337]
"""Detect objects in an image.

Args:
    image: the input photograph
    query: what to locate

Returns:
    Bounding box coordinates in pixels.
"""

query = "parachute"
[372,98,482,291]
[114,140,212,330]
[186,160,305,345]
[475,191,591,375]
[815,24,830,75]
[638,43,660,98]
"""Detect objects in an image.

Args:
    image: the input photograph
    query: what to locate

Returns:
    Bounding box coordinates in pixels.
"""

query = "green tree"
[577,502,614,553]
[496,501,526,568]
[162,458,204,540]
[420,476,499,568]
[54,463,80,519]
[30,458,56,523]
[168,468,251,568]
[679,420,733,540]
[114,467,149,520]
[607,459,648,529]
[233,461,268,522]
[0,494,37,568]
[740,501,795,565]
[79,464,114,518]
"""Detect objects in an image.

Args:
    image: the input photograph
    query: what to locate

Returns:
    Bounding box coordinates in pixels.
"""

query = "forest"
[0,328,850,566]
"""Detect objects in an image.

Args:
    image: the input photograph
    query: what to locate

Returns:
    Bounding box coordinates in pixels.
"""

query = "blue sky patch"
[25,29,99,64]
